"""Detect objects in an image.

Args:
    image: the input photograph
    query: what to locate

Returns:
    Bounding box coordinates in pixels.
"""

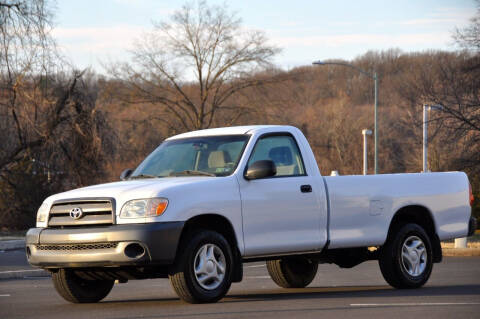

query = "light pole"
[422,104,443,173]
[313,60,379,174]
[362,129,372,175]
[422,104,467,248]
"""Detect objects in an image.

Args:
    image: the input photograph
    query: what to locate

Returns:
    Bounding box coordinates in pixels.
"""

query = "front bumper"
[25,222,184,268]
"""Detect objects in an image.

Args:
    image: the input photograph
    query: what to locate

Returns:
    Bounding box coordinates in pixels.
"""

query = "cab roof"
[167,125,295,140]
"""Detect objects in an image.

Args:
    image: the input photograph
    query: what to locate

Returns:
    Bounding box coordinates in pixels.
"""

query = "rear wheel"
[52,269,114,303]
[379,223,433,288]
[169,230,233,303]
[266,256,318,288]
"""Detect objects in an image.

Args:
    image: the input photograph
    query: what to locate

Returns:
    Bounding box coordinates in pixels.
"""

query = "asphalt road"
[1,256,479,319]
[0,249,30,272]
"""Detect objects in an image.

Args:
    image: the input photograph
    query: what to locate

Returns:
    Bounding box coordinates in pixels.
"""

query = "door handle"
[300,185,312,193]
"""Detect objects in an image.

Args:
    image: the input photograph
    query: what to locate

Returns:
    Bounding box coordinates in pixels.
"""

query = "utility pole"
[362,129,372,175]
[313,60,379,173]
[423,104,443,173]
[422,104,467,248]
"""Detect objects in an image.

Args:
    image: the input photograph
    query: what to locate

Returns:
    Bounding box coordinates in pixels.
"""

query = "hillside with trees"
[0,0,479,230]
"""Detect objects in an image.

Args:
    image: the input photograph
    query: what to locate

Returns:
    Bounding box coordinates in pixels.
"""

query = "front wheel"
[379,223,433,289]
[169,230,233,303]
[52,269,114,303]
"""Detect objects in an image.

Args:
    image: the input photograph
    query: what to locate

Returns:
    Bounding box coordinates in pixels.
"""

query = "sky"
[52,0,477,72]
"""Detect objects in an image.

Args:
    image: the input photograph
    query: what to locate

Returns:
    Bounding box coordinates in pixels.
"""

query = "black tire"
[169,230,233,303]
[52,269,114,303]
[266,256,318,288]
[379,223,433,289]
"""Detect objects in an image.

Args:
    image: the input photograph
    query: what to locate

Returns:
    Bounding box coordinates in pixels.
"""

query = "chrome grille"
[48,199,114,227]
[36,242,118,251]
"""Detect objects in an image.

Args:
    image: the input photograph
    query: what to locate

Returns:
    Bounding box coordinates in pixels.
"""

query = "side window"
[247,135,305,177]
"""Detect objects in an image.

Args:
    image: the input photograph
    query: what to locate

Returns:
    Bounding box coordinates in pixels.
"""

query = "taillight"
[470,183,474,206]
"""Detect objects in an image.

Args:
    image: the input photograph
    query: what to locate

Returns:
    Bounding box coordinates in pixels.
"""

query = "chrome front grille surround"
[48,198,115,227]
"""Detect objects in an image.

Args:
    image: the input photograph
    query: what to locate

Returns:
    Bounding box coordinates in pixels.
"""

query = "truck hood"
[46,177,217,204]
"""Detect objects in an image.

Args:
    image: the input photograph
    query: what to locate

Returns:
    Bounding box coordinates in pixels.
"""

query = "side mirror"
[120,169,133,181]
[245,160,276,180]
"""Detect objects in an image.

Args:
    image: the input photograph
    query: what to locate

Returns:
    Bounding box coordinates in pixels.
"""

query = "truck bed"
[324,171,471,249]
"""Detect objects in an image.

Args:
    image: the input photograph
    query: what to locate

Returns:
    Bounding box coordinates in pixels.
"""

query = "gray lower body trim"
[25,222,184,268]
[243,249,321,260]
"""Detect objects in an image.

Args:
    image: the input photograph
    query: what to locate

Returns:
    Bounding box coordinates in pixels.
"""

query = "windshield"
[131,135,250,178]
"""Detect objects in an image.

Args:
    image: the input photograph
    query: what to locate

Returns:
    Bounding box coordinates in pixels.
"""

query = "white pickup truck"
[26,125,476,304]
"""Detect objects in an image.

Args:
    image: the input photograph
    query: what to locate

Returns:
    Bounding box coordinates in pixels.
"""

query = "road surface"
[1,255,479,319]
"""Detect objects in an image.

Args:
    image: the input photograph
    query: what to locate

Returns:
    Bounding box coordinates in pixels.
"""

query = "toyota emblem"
[69,207,84,220]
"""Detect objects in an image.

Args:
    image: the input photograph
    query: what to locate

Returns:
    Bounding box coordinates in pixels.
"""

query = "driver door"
[238,133,322,257]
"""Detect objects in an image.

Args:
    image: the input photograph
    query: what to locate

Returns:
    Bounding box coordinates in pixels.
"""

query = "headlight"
[36,202,49,224]
[120,198,168,219]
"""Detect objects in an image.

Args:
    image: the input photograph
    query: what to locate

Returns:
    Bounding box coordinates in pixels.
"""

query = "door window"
[247,135,305,177]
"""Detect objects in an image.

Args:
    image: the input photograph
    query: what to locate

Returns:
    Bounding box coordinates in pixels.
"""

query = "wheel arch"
[176,213,243,282]
[387,205,442,263]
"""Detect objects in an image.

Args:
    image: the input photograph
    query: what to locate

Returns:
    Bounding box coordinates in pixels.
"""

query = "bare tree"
[0,1,115,230]
[108,0,280,132]
[453,0,480,52]
[0,0,56,171]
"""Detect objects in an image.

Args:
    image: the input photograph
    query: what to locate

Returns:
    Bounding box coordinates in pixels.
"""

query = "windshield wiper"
[169,170,215,177]
[129,174,158,179]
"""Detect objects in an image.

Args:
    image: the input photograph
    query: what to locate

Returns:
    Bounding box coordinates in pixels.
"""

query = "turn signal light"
[155,201,168,216]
